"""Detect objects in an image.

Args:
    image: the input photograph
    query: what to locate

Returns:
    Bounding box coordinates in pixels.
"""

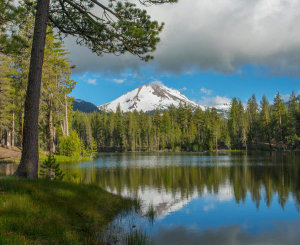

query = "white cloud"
[203,203,216,212]
[112,78,126,84]
[180,87,187,91]
[87,78,97,85]
[151,80,164,86]
[200,88,212,95]
[203,184,234,202]
[281,94,291,101]
[66,0,300,76]
[199,96,232,107]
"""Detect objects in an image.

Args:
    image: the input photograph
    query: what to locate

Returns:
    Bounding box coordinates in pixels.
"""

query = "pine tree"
[272,93,287,146]
[246,94,259,145]
[260,95,272,149]
[286,92,300,148]
[161,110,171,149]
[0,54,13,146]
[228,98,240,148]
[153,109,161,150]
[40,28,76,154]
[39,155,64,180]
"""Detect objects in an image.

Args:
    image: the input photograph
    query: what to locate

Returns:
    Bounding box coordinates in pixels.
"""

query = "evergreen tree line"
[72,93,300,152]
[0,3,85,156]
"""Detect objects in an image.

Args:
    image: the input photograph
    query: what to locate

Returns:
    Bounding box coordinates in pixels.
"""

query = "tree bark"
[14,0,50,178]
[12,111,15,147]
[48,102,54,154]
[60,121,65,136]
[65,93,69,136]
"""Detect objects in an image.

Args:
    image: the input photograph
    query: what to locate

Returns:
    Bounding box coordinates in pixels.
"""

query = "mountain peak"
[98,83,203,112]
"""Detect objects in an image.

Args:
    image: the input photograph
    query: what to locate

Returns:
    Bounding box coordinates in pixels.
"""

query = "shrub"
[40,155,64,180]
[58,130,84,157]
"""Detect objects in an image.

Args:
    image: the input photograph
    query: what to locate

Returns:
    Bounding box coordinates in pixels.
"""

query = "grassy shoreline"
[2,149,298,165]
[0,154,92,165]
[0,177,137,244]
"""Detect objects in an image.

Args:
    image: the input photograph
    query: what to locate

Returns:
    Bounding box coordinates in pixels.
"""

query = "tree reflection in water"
[61,152,300,212]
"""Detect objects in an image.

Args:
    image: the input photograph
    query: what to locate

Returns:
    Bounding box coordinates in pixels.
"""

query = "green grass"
[39,152,92,163]
[125,230,149,245]
[0,177,137,244]
[0,154,92,165]
[0,158,19,164]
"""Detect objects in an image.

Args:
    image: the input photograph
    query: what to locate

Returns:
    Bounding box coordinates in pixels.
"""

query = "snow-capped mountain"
[98,82,204,112]
[214,103,231,115]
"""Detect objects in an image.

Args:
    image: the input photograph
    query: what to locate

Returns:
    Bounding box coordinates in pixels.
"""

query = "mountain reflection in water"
[62,152,300,214]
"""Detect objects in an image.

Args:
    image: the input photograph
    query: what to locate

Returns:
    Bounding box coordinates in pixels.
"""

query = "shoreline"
[0,177,137,243]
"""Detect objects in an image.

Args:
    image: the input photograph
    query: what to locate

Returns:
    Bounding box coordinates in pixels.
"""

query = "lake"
[2,152,300,244]
[61,152,300,244]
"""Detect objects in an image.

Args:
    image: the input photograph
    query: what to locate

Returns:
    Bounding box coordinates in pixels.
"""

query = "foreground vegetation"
[0,150,92,165]
[0,178,136,244]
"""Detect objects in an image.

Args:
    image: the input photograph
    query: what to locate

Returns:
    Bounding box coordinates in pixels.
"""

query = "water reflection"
[152,221,300,245]
[62,152,300,215]
[0,163,18,176]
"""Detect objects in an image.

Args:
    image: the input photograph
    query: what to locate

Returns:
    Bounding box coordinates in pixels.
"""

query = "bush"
[40,155,64,180]
[58,130,84,157]
[86,138,98,157]
[286,134,300,149]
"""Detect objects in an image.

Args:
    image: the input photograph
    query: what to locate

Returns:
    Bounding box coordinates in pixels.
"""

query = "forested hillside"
[72,93,300,152]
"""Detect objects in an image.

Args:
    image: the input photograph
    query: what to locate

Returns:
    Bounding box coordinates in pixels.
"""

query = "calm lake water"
[2,152,300,244]
[61,152,300,244]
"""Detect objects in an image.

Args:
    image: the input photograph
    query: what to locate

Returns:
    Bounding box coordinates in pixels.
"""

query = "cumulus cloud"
[281,94,291,101]
[200,88,212,95]
[112,78,126,84]
[151,80,164,86]
[87,78,97,85]
[65,0,300,76]
[199,96,232,107]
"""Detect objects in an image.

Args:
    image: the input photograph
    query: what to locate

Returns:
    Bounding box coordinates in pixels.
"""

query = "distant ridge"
[72,99,99,113]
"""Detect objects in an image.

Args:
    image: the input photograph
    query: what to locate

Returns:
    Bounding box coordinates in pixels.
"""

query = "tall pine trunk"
[65,93,69,136]
[48,103,54,154]
[12,111,15,147]
[14,0,50,178]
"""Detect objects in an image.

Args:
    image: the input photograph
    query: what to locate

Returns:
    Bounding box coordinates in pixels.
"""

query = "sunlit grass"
[39,152,92,163]
[0,177,136,244]
[125,230,149,245]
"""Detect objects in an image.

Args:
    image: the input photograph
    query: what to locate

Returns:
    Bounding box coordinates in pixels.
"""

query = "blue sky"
[70,65,300,107]
[66,0,300,107]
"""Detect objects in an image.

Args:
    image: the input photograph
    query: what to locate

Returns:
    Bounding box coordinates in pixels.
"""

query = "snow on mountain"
[98,82,204,112]
[213,103,231,115]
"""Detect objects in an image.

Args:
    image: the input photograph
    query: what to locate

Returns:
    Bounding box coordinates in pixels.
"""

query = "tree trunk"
[65,93,69,136]
[5,131,11,148]
[14,0,50,178]
[12,111,15,147]
[60,121,65,136]
[48,104,54,154]
[20,110,24,146]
